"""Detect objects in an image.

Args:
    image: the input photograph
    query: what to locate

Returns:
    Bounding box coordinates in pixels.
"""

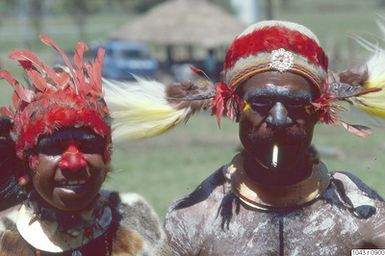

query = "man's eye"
[249,102,273,115]
[249,98,273,109]
[283,97,309,107]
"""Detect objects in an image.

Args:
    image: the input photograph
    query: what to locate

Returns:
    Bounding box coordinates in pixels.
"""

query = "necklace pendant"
[72,250,82,256]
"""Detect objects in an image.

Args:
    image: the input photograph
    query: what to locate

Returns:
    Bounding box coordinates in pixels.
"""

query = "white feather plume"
[353,19,385,117]
[103,77,191,141]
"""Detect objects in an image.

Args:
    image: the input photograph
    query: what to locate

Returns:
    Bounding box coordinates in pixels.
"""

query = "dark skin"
[237,71,319,186]
[29,128,108,212]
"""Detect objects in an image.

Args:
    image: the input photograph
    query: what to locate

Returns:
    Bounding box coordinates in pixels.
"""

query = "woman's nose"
[266,102,293,127]
[59,145,87,174]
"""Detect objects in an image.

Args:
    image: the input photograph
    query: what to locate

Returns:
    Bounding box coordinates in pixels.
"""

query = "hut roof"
[109,0,245,48]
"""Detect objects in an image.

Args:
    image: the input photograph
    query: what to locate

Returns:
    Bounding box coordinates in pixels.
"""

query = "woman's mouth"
[55,179,88,193]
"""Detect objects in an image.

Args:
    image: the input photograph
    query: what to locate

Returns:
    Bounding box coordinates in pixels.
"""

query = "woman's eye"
[78,139,105,154]
[37,143,67,156]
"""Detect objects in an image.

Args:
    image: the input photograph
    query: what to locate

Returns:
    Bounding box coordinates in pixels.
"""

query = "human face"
[237,71,318,174]
[29,128,108,211]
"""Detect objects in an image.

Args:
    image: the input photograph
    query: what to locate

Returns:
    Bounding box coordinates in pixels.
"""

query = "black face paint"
[36,128,105,156]
[244,87,313,120]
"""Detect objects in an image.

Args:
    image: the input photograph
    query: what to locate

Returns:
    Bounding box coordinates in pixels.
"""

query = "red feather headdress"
[0,35,111,160]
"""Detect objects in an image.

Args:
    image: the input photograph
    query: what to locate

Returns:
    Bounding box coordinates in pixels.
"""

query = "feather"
[352,45,385,117]
[343,22,385,118]
[165,80,214,113]
[340,121,372,137]
[0,107,14,118]
[39,34,79,91]
[73,41,88,84]
[9,49,59,87]
[0,70,34,104]
[87,48,105,95]
[190,66,211,81]
[104,77,194,141]
[25,69,48,93]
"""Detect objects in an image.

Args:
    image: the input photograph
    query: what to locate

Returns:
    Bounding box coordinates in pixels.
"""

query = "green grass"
[2,0,385,218]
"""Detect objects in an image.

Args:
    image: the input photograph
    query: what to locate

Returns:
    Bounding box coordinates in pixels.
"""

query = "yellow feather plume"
[103,78,191,141]
[354,29,385,117]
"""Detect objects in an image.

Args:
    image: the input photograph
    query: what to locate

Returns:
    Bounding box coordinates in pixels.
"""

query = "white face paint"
[272,144,279,168]
[265,83,292,94]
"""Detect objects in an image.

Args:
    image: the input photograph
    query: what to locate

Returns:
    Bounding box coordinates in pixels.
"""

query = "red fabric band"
[224,26,328,71]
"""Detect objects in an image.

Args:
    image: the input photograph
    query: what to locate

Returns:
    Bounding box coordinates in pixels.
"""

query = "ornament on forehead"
[269,48,294,72]
[0,34,111,160]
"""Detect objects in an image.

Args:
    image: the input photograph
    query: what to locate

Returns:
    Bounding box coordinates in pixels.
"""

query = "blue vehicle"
[102,40,158,80]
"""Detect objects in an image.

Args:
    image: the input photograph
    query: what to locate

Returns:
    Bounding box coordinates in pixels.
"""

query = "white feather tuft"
[354,19,385,117]
[365,47,385,87]
[103,77,191,141]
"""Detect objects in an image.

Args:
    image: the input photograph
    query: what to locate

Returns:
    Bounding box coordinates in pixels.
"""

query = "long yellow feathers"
[103,78,191,141]
[353,26,385,117]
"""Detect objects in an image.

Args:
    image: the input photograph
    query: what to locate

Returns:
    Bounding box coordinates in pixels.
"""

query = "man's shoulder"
[323,171,385,219]
[167,166,229,215]
[329,171,384,201]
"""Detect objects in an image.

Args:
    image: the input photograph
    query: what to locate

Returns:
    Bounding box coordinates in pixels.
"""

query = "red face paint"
[59,145,87,174]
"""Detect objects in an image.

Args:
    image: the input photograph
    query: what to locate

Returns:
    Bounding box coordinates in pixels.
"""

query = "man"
[160,21,385,255]
[0,35,168,255]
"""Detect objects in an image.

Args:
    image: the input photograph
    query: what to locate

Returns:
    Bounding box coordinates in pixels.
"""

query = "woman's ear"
[28,155,40,173]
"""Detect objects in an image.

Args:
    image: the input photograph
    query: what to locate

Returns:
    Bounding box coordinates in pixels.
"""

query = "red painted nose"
[59,145,87,174]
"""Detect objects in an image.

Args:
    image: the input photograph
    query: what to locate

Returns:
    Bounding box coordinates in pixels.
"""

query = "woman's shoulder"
[101,190,170,256]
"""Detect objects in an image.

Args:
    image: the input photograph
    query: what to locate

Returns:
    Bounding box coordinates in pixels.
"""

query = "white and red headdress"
[104,20,385,140]
[224,21,327,92]
[0,35,111,161]
[212,20,383,135]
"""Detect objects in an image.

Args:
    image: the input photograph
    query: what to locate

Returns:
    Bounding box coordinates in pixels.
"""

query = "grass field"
[1,0,385,218]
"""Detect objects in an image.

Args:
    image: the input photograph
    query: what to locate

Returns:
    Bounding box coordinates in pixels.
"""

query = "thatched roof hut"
[109,0,245,48]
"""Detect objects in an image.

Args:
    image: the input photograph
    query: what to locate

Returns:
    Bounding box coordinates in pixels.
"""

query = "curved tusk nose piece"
[266,102,293,127]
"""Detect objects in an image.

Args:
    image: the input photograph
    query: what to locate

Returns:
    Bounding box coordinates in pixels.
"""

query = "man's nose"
[59,145,87,174]
[266,102,293,127]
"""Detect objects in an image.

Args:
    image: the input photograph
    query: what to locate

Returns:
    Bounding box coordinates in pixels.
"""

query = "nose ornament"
[266,102,293,127]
